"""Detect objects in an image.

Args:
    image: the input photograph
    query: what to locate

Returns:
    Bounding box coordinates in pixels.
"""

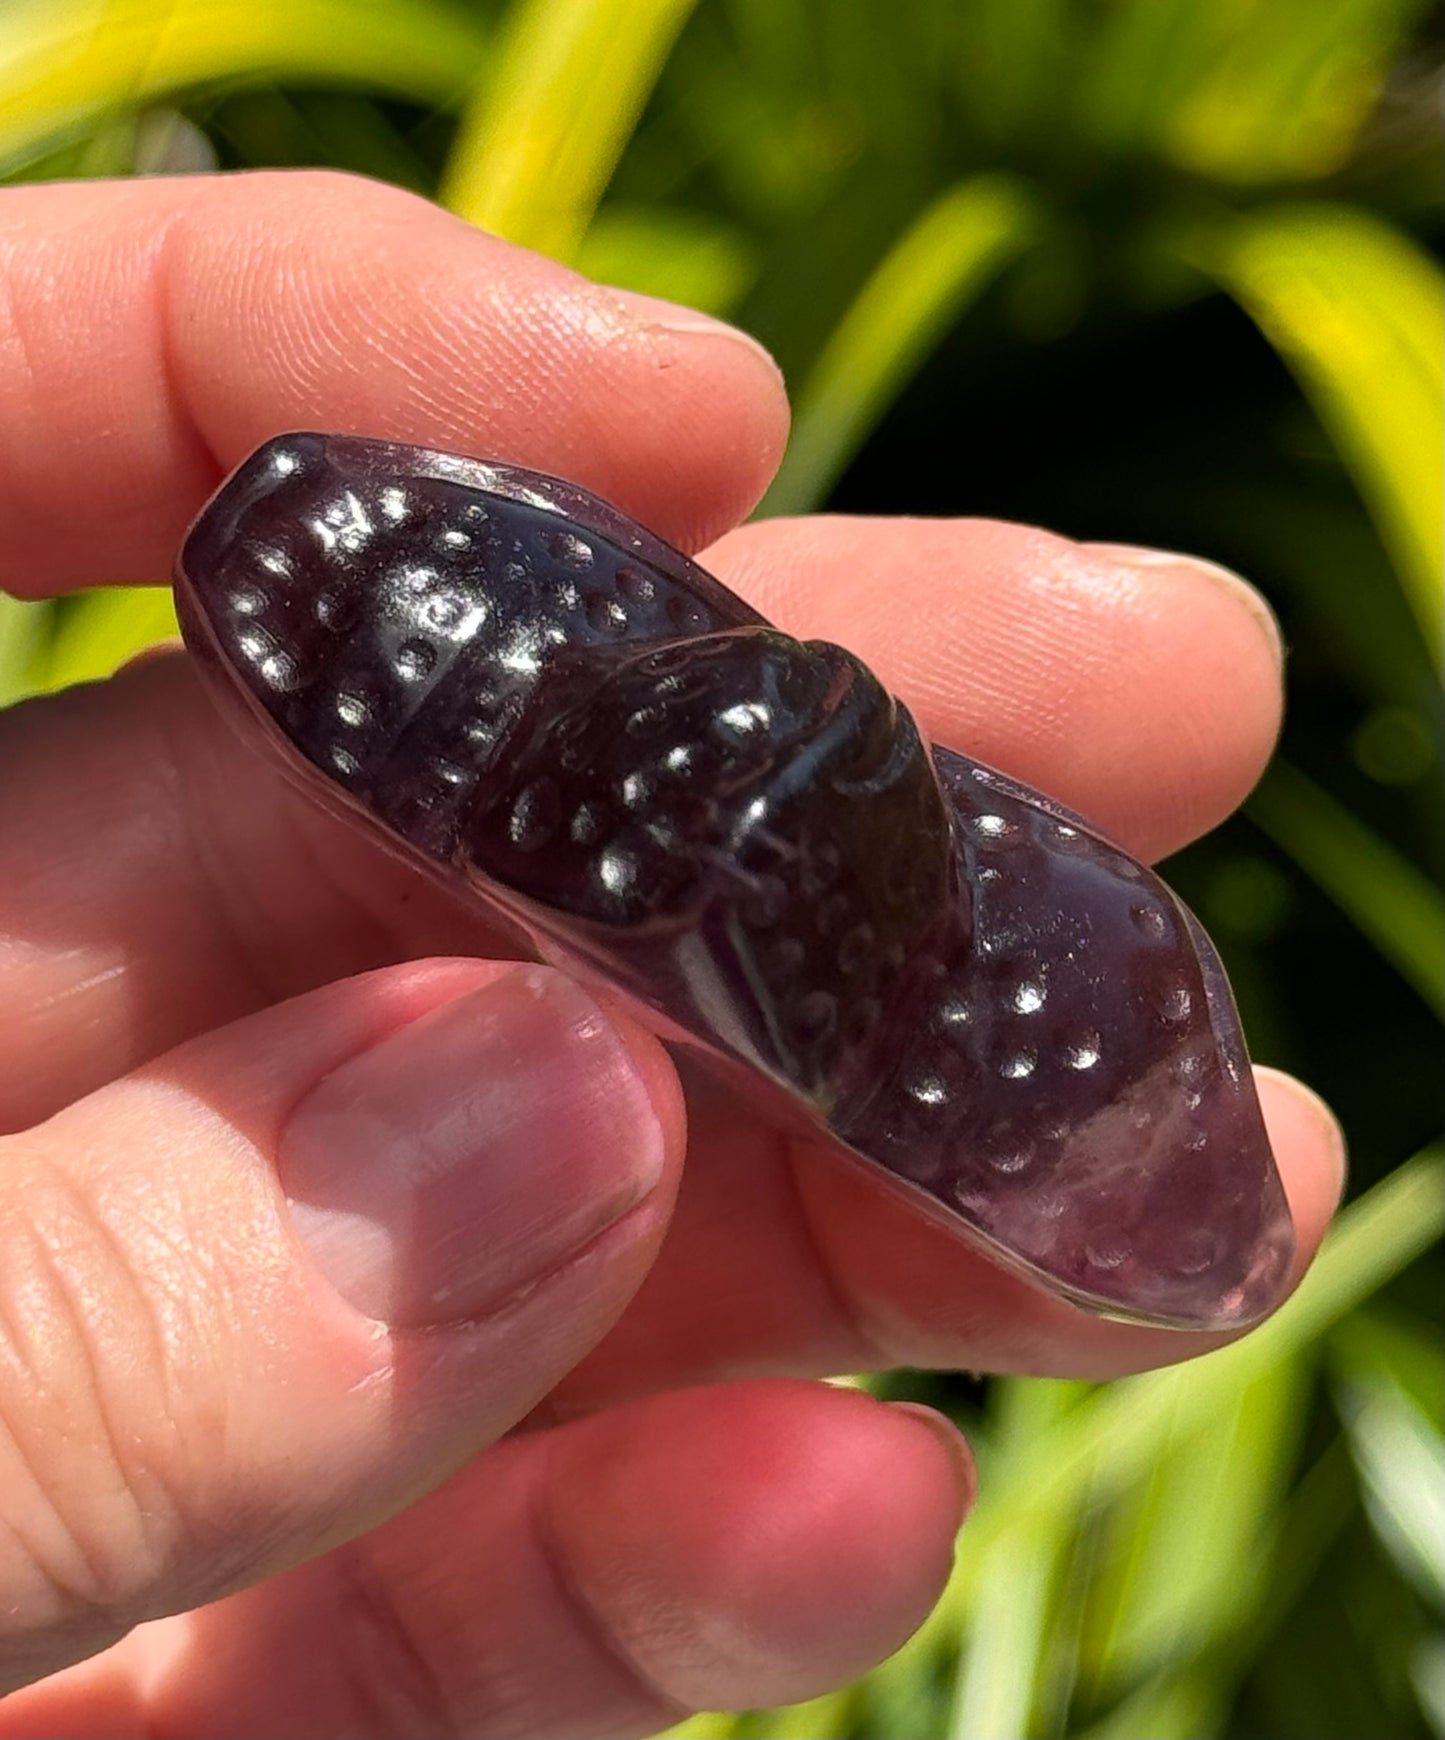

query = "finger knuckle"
[0,1145,194,1641]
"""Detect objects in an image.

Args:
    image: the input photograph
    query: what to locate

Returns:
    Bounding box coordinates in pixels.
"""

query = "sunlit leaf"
[760,173,1040,516]
[1077,1669,1219,1740]
[0,594,51,705]
[1206,204,1445,668]
[575,203,758,317]
[1334,1307,1445,1432]
[896,1149,1444,1673]
[657,1714,746,1740]
[40,585,179,694]
[952,0,1071,144]
[1248,759,1445,1018]
[1076,0,1231,160]
[1078,0,1428,180]
[441,0,699,261]
[1414,1635,1445,1739]
[0,0,485,171]
[948,1380,1080,1739]
[1338,1373,1445,1608]
[1079,1359,1308,1697]
[1161,0,1429,182]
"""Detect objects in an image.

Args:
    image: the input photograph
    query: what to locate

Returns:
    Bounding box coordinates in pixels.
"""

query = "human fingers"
[0,1383,968,1739]
[0,959,682,1695]
[0,522,1279,1130]
[544,1063,1344,1408]
[0,169,787,597]
[707,514,1283,862]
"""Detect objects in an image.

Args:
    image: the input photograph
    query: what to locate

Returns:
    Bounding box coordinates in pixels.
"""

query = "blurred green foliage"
[0,1,1440,1735]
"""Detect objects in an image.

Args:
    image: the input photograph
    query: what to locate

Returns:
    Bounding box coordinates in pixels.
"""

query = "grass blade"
[440,0,699,261]
[760,173,1040,516]
[1338,1373,1445,1607]
[1078,1358,1308,1703]
[0,595,51,705]
[39,585,179,694]
[0,0,485,171]
[1205,203,1445,667]
[898,1148,1444,1676]
[574,203,758,318]
[1161,0,1427,182]
[1077,0,1425,178]
[948,1379,1079,1739]
[1248,759,1445,1018]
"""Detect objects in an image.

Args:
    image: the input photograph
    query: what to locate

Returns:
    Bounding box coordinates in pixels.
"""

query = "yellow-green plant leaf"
[1162,0,1430,182]
[0,594,52,705]
[1077,1669,1220,1740]
[441,0,699,261]
[1080,1358,1308,1697]
[889,1148,1444,1685]
[655,1713,748,1740]
[1339,1371,1445,1607]
[574,204,758,318]
[1078,0,1427,180]
[40,584,179,693]
[761,174,1040,517]
[0,0,484,171]
[954,0,1071,144]
[1207,204,1444,667]
[948,1379,1080,1739]
[1248,759,1445,1018]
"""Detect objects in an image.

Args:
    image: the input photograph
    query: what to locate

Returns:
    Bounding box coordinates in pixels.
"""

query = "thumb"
[0,959,681,1694]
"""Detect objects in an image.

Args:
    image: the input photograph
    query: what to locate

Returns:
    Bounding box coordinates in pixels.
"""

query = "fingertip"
[703,518,1285,861]
[887,1400,978,1520]
[0,170,791,594]
[1254,1066,1348,1279]
[591,1000,690,1185]
[546,1380,967,1710]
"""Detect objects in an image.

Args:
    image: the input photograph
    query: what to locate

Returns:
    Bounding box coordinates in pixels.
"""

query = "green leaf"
[952,0,1073,144]
[1338,1371,1445,1608]
[40,585,179,694]
[1248,759,1445,1018]
[1415,1636,1445,1739]
[1077,1670,1220,1740]
[1334,1307,1445,1432]
[1075,0,1226,160]
[760,173,1040,517]
[948,1379,1081,1739]
[440,0,700,262]
[1205,204,1445,669]
[0,0,486,172]
[574,203,758,317]
[1078,0,1428,180]
[1079,1359,1309,1698]
[896,1149,1444,1677]
[1161,0,1429,183]
[656,1715,747,1740]
[0,594,52,705]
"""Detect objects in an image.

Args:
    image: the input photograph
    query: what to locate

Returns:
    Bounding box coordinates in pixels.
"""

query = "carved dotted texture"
[460,627,960,1105]
[177,434,1294,1330]
[837,756,1291,1325]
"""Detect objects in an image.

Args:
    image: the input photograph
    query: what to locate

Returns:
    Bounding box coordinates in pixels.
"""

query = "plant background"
[0,3,1440,1736]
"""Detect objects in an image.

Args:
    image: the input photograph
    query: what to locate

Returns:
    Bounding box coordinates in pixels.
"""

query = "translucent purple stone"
[175,433,1295,1330]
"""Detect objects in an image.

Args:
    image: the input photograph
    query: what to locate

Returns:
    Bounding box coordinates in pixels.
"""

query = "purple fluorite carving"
[175,433,1295,1330]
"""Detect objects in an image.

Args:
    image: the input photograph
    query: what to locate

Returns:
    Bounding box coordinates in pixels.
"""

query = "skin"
[0,171,1345,1739]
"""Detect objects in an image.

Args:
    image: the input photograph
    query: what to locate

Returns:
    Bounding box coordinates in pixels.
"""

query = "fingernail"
[1256,1066,1349,1203]
[1088,542,1283,671]
[279,967,667,1326]
[889,1403,978,1513]
[607,286,784,379]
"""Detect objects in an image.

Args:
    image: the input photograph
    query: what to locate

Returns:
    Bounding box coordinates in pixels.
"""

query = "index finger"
[0,170,789,597]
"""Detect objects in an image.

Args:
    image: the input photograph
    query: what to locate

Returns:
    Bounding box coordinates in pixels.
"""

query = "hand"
[0,172,1344,1738]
